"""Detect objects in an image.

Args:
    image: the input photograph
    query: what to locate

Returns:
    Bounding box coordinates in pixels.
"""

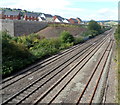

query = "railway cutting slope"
[1,29,115,104]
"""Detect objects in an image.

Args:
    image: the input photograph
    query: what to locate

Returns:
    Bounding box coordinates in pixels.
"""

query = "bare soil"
[37,26,87,38]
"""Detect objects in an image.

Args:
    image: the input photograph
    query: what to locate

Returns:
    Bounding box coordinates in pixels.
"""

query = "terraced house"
[4,11,21,20]
[63,18,69,23]
[0,9,83,25]
[76,17,82,24]
[23,12,38,21]
[53,15,64,23]
[41,13,54,22]
[0,10,5,19]
[38,14,46,22]
[69,18,78,24]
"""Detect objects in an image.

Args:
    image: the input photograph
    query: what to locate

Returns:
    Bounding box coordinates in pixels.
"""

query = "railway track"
[33,33,114,105]
[76,39,114,104]
[2,33,110,92]
[2,28,112,85]
[2,32,106,88]
[1,29,114,104]
[2,29,112,87]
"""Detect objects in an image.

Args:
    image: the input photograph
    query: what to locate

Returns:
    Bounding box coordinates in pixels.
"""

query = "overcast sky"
[0,0,119,20]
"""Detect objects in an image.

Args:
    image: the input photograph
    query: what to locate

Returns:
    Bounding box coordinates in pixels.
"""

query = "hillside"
[37,25,87,38]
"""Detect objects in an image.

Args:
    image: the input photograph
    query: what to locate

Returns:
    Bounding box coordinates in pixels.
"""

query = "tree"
[88,20,102,34]
[60,31,74,43]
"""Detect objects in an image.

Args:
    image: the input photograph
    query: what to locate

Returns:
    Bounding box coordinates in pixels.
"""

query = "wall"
[0,19,14,36]
[14,20,48,36]
[0,19,48,36]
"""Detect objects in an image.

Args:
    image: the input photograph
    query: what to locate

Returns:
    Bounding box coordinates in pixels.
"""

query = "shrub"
[115,25,120,42]
[2,29,92,77]
[60,42,73,50]
[88,20,102,34]
[2,32,36,76]
[30,38,61,58]
[60,31,74,43]
[74,36,84,44]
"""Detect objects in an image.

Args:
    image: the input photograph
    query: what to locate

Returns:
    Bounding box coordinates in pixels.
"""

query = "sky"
[0,0,119,21]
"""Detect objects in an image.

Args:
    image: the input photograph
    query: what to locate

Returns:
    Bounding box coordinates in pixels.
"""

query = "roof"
[63,18,69,21]
[55,17,63,22]
[4,11,20,16]
[0,10,4,14]
[69,18,78,23]
[55,15,64,20]
[63,18,69,22]
[76,17,82,22]
[54,15,64,22]
[43,14,53,18]
[24,12,39,17]
[40,17,46,20]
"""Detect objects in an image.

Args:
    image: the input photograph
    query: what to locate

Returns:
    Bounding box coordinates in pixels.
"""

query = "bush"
[74,36,84,44]
[13,34,40,49]
[115,25,120,42]
[60,31,74,43]
[2,32,36,76]
[2,29,92,77]
[88,20,102,34]
[82,30,98,38]
[30,38,61,58]
[60,42,73,50]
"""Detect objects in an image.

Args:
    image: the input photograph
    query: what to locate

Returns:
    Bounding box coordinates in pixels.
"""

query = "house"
[76,17,82,24]
[0,10,5,19]
[63,18,69,23]
[24,12,38,21]
[4,11,21,20]
[53,15,64,23]
[41,13,53,22]
[38,16,46,22]
[69,18,78,24]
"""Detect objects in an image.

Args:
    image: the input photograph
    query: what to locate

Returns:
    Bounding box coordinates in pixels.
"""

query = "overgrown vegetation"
[82,20,111,38]
[88,20,102,34]
[48,23,85,28]
[2,21,111,77]
[114,25,120,104]
[2,32,37,76]
[2,31,83,77]
[60,31,74,43]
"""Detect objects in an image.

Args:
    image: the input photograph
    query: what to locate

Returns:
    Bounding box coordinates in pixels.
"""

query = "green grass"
[116,40,120,104]
[118,45,120,104]
[114,25,120,104]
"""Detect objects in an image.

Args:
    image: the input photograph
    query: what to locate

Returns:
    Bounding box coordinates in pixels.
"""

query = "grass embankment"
[114,25,120,104]
[2,21,111,77]
[48,23,85,28]
[118,46,120,104]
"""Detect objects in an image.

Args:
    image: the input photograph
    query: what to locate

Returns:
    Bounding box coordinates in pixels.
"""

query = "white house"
[38,16,46,22]
[63,18,69,23]
[41,13,53,22]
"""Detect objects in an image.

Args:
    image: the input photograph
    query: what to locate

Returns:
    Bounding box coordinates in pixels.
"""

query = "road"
[1,28,116,104]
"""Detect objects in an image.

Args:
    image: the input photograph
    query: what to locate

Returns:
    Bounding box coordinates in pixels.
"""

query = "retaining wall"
[0,19,48,36]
